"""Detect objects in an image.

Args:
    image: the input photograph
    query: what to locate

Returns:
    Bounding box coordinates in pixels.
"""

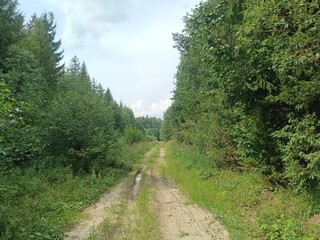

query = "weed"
[165,142,319,239]
[178,230,189,237]
[260,215,307,240]
[0,142,154,239]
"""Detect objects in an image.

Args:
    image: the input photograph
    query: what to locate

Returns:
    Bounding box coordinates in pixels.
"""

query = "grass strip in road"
[89,146,161,240]
[133,147,161,240]
[129,171,161,240]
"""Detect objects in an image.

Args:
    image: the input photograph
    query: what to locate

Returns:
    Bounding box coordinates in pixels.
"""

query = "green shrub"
[273,114,320,191]
[260,215,312,240]
[42,85,117,174]
[123,126,145,144]
[0,81,42,171]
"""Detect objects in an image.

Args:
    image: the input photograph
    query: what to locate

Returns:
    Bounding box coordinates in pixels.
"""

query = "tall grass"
[165,142,320,239]
[0,142,153,239]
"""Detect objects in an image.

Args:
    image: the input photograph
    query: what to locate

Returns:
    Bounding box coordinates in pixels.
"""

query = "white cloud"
[131,96,172,118]
[150,97,172,113]
[19,0,199,118]
[58,0,138,49]
[131,99,145,112]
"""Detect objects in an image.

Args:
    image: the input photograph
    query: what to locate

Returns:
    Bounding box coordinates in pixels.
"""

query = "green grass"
[0,142,154,240]
[165,142,320,240]
[121,147,160,240]
[131,171,161,240]
[89,146,161,240]
[0,167,124,239]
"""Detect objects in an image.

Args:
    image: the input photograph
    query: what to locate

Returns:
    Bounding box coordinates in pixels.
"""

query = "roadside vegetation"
[165,142,320,239]
[162,0,320,192]
[0,143,153,239]
[161,1,320,238]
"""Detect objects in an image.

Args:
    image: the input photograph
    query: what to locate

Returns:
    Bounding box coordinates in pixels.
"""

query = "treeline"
[136,116,162,141]
[0,0,140,175]
[163,0,320,192]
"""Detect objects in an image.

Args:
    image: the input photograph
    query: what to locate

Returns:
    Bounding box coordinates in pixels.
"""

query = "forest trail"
[63,148,156,240]
[64,145,229,240]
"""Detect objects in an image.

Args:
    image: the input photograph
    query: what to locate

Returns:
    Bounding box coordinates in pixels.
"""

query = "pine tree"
[0,0,24,70]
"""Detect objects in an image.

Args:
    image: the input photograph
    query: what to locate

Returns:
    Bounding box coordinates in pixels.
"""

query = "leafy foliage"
[0,81,42,171]
[136,116,162,141]
[260,215,305,240]
[42,81,116,173]
[273,114,320,191]
[123,126,146,144]
[165,0,320,191]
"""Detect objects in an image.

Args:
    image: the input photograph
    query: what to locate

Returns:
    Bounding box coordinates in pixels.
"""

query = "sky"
[18,0,201,118]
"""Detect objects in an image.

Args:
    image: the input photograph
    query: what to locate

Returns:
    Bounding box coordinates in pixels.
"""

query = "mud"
[131,167,143,200]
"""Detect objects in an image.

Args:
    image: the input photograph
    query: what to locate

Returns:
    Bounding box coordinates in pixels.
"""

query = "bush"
[0,81,42,171]
[260,215,310,240]
[0,166,125,239]
[42,85,117,174]
[273,114,320,191]
[123,126,145,144]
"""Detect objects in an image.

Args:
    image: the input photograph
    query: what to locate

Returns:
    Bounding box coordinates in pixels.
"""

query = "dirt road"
[64,146,229,240]
[154,148,229,240]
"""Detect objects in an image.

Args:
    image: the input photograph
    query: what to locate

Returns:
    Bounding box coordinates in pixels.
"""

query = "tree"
[136,116,162,141]
[79,62,91,87]
[105,88,114,103]
[123,126,145,144]
[170,0,320,190]
[67,55,81,76]
[161,106,174,141]
[0,0,24,70]
[24,12,64,95]
[41,57,117,173]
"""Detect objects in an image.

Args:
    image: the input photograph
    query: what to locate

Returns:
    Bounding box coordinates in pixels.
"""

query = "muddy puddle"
[131,167,143,200]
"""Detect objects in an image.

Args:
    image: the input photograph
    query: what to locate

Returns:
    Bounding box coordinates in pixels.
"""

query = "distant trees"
[136,116,162,141]
[160,106,174,141]
[164,0,320,191]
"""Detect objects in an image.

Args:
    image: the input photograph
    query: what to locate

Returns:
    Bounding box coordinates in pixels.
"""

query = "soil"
[64,180,126,239]
[64,146,229,240]
[154,148,229,240]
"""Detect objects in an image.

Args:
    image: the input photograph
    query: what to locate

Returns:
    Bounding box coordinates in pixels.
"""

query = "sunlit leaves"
[169,0,320,190]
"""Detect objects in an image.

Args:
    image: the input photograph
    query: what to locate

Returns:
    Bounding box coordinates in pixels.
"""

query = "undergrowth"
[165,142,320,240]
[0,142,153,239]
